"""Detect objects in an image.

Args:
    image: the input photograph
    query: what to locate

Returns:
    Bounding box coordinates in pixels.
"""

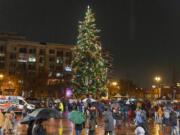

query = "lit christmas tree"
[72,6,107,98]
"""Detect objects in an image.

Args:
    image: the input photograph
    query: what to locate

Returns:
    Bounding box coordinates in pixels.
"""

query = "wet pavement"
[6,112,174,135]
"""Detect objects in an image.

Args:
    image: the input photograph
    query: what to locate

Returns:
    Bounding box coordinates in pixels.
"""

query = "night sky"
[0,0,180,88]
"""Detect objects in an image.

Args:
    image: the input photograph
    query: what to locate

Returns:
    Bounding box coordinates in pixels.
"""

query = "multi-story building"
[0,33,73,97]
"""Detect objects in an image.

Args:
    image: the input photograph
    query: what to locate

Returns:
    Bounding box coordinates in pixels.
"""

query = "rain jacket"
[59,102,64,112]
[170,111,178,126]
[136,111,143,125]
[104,110,115,131]
[3,113,12,131]
[158,108,163,117]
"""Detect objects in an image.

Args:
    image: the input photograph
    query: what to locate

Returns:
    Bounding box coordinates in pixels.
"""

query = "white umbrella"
[82,98,96,103]
[114,94,122,98]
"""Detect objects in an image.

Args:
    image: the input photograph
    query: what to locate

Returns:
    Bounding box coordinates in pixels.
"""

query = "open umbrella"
[68,110,85,124]
[82,98,96,103]
[28,108,61,120]
[20,115,36,124]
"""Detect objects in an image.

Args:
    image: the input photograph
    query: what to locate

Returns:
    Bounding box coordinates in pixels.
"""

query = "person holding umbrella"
[68,110,85,135]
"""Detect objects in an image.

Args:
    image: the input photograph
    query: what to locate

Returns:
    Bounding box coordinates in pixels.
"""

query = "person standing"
[0,110,4,135]
[75,123,84,135]
[3,111,12,134]
[169,110,179,135]
[59,102,64,117]
[10,111,15,131]
[89,115,96,135]
[104,108,114,135]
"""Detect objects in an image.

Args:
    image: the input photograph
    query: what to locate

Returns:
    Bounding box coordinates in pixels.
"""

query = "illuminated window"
[65,66,72,72]
[56,73,63,77]
[29,56,36,62]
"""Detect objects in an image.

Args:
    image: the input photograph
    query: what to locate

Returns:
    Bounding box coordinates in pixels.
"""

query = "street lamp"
[112,81,118,86]
[154,76,161,98]
[0,74,4,80]
[155,76,161,82]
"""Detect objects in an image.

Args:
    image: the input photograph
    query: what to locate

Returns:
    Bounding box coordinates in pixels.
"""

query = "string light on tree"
[71,6,107,97]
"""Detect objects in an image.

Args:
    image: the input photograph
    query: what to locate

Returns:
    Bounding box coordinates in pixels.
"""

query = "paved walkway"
[5,112,174,135]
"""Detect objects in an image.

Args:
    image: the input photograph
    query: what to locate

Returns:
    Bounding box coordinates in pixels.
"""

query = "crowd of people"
[60,99,180,135]
[1,97,180,135]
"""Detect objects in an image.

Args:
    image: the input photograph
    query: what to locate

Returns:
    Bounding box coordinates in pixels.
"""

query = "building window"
[11,46,16,51]
[66,59,71,65]
[0,56,5,61]
[29,48,36,54]
[57,51,63,57]
[0,63,5,69]
[49,49,55,54]
[56,66,63,71]
[39,57,44,63]
[66,52,72,57]
[10,53,16,59]
[28,64,36,70]
[39,66,44,71]
[9,62,16,68]
[48,72,53,77]
[18,54,27,62]
[29,56,36,62]
[49,64,54,71]
[56,73,63,77]
[57,58,63,64]
[0,46,5,52]
[19,48,27,53]
[49,57,55,62]
[18,63,26,70]
[39,49,45,55]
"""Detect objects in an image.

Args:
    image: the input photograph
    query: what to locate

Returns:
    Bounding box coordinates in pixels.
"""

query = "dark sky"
[0,0,180,88]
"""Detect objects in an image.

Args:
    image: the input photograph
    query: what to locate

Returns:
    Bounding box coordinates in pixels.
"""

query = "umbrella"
[20,115,36,124]
[68,110,85,124]
[28,108,61,120]
[4,106,17,112]
[54,99,61,103]
[114,94,122,98]
[82,98,96,103]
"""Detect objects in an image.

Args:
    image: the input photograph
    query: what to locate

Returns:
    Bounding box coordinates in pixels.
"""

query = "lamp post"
[154,76,161,98]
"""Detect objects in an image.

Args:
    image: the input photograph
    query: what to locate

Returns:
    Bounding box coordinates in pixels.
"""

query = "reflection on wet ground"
[11,112,172,135]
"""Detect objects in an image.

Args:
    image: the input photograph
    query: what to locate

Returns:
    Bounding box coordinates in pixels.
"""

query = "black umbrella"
[20,115,36,124]
[28,108,61,120]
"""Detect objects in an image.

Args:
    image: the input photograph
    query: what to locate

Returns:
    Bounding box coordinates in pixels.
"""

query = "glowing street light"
[112,81,118,86]
[0,74,4,80]
[155,76,161,82]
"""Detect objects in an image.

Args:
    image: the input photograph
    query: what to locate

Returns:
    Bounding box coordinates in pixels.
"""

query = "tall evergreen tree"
[72,6,107,97]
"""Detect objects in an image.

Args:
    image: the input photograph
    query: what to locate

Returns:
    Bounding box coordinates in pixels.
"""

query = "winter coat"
[59,102,64,112]
[3,113,12,130]
[136,111,143,125]
[104,110,115,131]
[170,111,178,126]
[158,108,163,117]
[0,111,4,127]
